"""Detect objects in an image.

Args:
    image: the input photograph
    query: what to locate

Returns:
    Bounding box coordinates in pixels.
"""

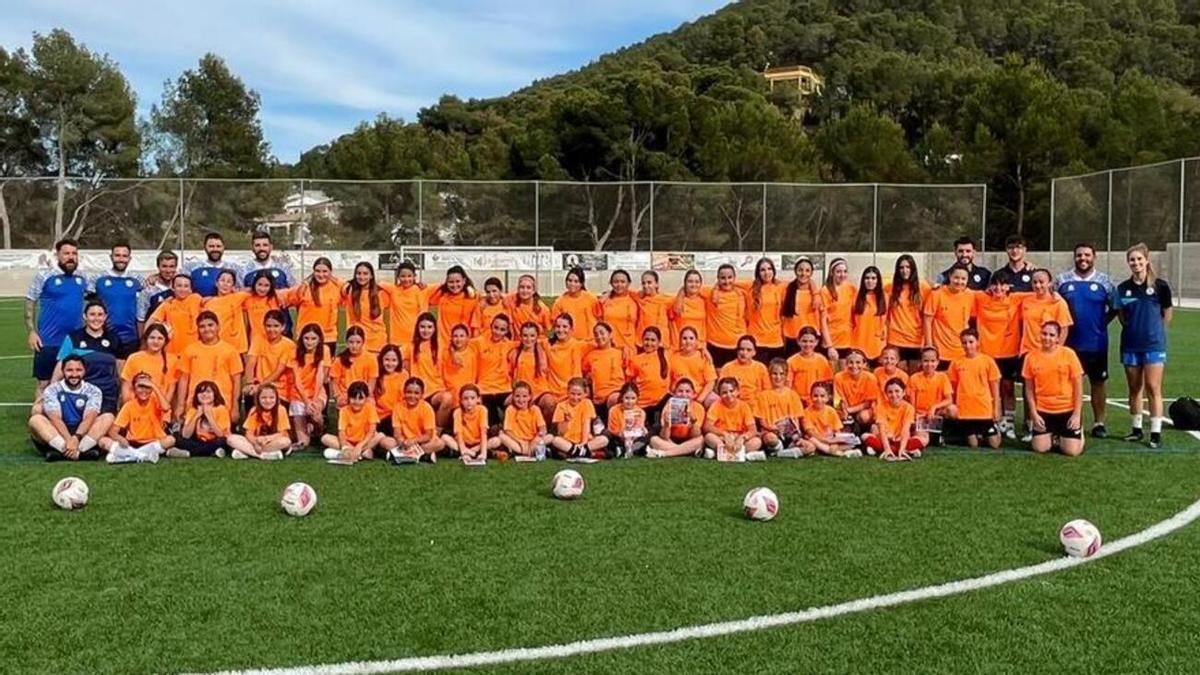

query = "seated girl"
[497,380,548,461]
[702,377,764,462]
[102,373,174,464]
[646,378,705,458]
[321,381,384,462]
[802,382,862,458]
[380,377,444,464]
[441,384,498,464]
[227,384,291,461]
[863,377,925,461]
[171,380,231,458]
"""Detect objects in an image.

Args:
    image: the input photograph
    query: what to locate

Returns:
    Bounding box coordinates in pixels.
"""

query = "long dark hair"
[439,265,476,297]
[853,266,887,317]
[642,326,668,379]
[249,269,278,301]
[889,254,922,309]
[307,257,333,306]
[412,312,440,365]
[348,262,381,320]
[296,323,326,367]
[140,323,171,375]
[190,380,226,408]
[750,257,776,310]
[510,320,546,377]
[782,257,816,318]
[252,384,282,435]
[824,258,846,301]
[375,344,404,400]
[339,326,366,368]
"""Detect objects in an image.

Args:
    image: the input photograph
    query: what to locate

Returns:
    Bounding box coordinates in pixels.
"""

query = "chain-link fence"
[1052,157,1199,301]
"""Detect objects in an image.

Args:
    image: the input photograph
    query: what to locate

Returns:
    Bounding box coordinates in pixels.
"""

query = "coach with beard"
[26,238,90,398]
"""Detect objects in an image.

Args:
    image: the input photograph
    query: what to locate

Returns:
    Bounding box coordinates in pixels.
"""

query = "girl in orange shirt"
[441,384,497,463]
[755,359,810,457]
[885,255,930,371]
[671,270,708,347]
[288,323,328,448]
[227,384,291,460]
[429,265,480,342]
[320,381,384,462]
[626,326,672,426]
[781,257,823,355]
[498,380,548,459]
[646,378,706,458]
[509,320,553,419]
[242,310,294,411]
[802,382,861,458]
[175,381,231,458]
[474,313,514,426]
[148,275,203,356]
[668,326,717,406]
[741,258,787,362]
[551,267,599,340]
[545,314,586,400]
[703,377,763,462]
[908,346,956,423]
[244,271,286,349]
[637,271,675,349]
[834,349,881,430]
[406,313,450,416]
[440,324,479,425]
[598,269,641,350]
[373,344,408,435]
[548,377,607,459]
[922,264,976,365]
[717,335,771,403]
[864,378,924,460]
[385,261,432,347]
[605,382,649,458]
[507,274,552,335]
[785,326,834,407]
[873,346,909,391]
[1018,269,1073,355]
[330,326,378,407]
[379,377,444,463]
[342,262,390,353]
[103,373,174,462]
[120,323,178,407]
[820,257,856,366]
[583,321,625,417]
[203,270,250,354]
[286,257,340,353]
[477,277,507,340]
[850,266,888,363]
[705,264,748,368]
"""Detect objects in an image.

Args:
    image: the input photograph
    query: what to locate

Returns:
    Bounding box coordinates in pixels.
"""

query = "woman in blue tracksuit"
[55,300,125,416]
[1112,243,1173,449]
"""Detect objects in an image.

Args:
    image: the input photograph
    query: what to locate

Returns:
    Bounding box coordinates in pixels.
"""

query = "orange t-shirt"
[739,281,786,349]
[717,359,770,402]
[373,370,409,418]
[874,367,910,392]
[1019,294,1074,355]
[834,370,881,408]
[551,291,599,341]
[671,294,707,346]
[507,296,553,335]
[875,398,916,440]
[948,353,1001,420]
[202,290,250,353]
[511,346,550,398]
[243,294,284,349]
[243,406,291,436]
[552,398,597,444]
[339,404,380,444]
[385,283,433,346]
[249,336,296,394]
[1022,347,1084,414]
[661,398,704,436]
[923,287,976,361]
[503,405,545,442]
[429,289,481,343]
[636,293,675,349]
[582,346,625,402]
[607,405,648,436]
[342,286,391,352]
[403,342,445,396]
[802,405,843,439]
[453,406,489,447]
[755,387,803,428]
[477,300,508,340]
[626,350,670,407]
[473,336,514,395]
[703,287,747,350]
[289,355,327,403]
[391,400,437,440]
[707,399,756,434]
[148,294,203,355]
[850,295,887,360]
[907,370,953,417]
[286,281,341,343]
[545,339,586,397]
[820,283,856,349]
[786,352,834,405]
[184,405,231,442]
[328,352,379,394]
[178,339,243,404]
[598,294,640,349]
[884,281,931,349]
[440,344,479,403]
[121,350,178,393]
[974,293,1023,359]
[115,396,167,444]
[668,350,716,394]
[781,284,821,342]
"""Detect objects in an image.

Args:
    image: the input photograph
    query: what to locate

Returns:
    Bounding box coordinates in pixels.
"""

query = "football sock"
[1131,414,1144,430]
[49,436,66,451]
[1150,417,1164,434]
[78,436,97,452]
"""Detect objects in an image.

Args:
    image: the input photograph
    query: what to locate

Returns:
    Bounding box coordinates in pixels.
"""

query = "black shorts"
[950,418,998,439]
[377,417,395,437]
[783,339,801,358]
[1034,411,1082,439]
[937,359,952,372]
[894,346,923,362]
[754,346,786,365]
[33,346,59,381]
[708,345,738,369]
[835,347,855,361]
[995,356,1023,382]
[1075,351,1109,383]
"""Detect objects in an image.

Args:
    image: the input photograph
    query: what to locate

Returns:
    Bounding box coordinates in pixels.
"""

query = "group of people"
[24,231,1172,465]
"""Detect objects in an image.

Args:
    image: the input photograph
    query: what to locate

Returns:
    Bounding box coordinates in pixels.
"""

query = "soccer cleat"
[843,449,863,459]
[230,449,248,460]
[864,446,877,457]
[262,451,285,461]
[703,447,716,460]
[493,450,509,462]
[776,448,804,459]
[1149,432,1162,449]
[645,448,665,459]
[745,450,767,462]
[214,448,226,459]
[139,448,161,464]
[1123,429,1145,443]
[165,447,190,459]
[323,448,342,460]
[1003,427,1018,440]
[909,449,923,459]
[1091,424,1108,439]
[1020,431,1033,443]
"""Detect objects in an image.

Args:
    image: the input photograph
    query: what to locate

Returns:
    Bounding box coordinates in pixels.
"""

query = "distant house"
[763,65,824,120]
[256,190,341,247]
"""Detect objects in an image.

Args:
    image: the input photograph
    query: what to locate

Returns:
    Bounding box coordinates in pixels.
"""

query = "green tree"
[0,47,45,247]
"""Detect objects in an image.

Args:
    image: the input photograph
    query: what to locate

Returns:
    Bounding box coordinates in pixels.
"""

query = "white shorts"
[288,400,308,417]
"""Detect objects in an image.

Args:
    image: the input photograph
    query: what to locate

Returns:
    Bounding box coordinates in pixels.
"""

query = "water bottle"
[534,440,547,461]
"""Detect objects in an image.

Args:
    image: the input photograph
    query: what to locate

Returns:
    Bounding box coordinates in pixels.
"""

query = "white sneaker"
[864,447,877,457]
[703,447,715,460]
[165,447,190,459]
[745,450,767,462]
[645,448,665,459]
[138,448,161,464]
[230,449,249,460]
[106,445,139,464]
[323,448,343,460]
[910,449,923,459]
[262,450,285,461]
[214,448,226,459]
[1020,431,1033,443]
[777,448,804,459]
[843,449,863,459]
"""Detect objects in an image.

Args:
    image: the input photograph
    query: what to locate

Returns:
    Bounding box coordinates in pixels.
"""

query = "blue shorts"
[33,346,60,381]
[1121,351,1167,367]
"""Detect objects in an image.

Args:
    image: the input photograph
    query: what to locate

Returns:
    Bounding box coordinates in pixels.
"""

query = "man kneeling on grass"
[28,355,113,462]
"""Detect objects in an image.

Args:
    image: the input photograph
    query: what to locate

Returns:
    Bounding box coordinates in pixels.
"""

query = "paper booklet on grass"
[774,417,798,438]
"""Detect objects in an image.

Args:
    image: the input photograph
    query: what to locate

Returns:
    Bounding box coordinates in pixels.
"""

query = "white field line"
[1106,399,1200,441]
[0,354,31,360]
[192,496,1200,675]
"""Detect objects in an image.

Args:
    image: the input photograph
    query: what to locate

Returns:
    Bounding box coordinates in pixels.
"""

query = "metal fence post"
[1106,170,1113,275]
[534,180,540,248]
[298,178,307,271]
[980,185,988,253]
[1049,178,1056,264]
[177,177,185,254]
[871,183,879,266]
[417,179,424,249]
[761,182,768,253]
[648,181,655,255]
[1179,160,1186,306]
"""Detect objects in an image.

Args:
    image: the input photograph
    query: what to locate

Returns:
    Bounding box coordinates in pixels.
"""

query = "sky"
[1,0,730,163]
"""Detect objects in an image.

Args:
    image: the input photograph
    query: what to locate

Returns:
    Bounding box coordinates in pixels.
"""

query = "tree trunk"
[55,139,66,241]
[1014,162,1025,235]
[0,183,10,249]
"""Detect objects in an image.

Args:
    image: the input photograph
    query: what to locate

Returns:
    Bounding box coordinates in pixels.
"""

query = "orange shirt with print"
[551,291,599,341]
[476,300,508,340]
[404,343,445,395]
[116,397,167,444]
[1022,347,1084,414]
[782,284,821,342]
[507,295,554,335]
[636,293,675,349]
[820,282,856,349]
[703,286,747,350]
[453,406,489,447]
[289,355,327,403]
[1019,294,1074,355]
[179,338,243,404]
[738,281,786,349]
[473,337,514,395]
[834,370,881,408]
[671,294,707,346]
[339,404,380,444]
[203,291,250,353]
[802,406,843,439]
[510,346,550,398]
[373,370,410,418]
[121,350,178,393]
[608,405,648,435]
[328,352,379,394]
[923,287,976,361]
[287,281,341,342]
[385,283,433,345]
[243,294,284,348]
[184,405,231,442]
[948,353,1001,420]
[850,295,888,360]
[874,367,909,391]
[707,399,756,434]
[391,400,437,440]
[429,289,481,343]
[598,294,640,349]
[786,352,834,405]
[755,387,803,428]
[503,405,545,442]
[545,339,585,397]
[441,344,479,404]
[884,281,931,348]
[552,398,596,444]
[583,346,625,402]
[718,359,770,402]
[974,293,1023,359]
[249,336,295,394]
[668,349,716,393]
[907,371,952,417]
[875,398,916,440]
[243,406,291,436]
[149,294,203,355]
[342,286,391,352]
[626,350,670,407]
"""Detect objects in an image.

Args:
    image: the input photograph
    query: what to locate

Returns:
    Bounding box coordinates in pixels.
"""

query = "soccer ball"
[1059,519,1102,558]
[743,487,779,521]
[52,477,89,510]
[551,470,585,500]
[280,482,318,517]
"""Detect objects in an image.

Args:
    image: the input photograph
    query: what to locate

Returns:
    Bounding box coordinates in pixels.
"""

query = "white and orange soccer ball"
[51,477,89,510]
[551,470,585,500]
[743,487,779,521]
[280,482,318,517]
[1059,519,1102,558]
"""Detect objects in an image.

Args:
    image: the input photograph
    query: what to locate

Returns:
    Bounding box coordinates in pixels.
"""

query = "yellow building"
[763,65,825,97]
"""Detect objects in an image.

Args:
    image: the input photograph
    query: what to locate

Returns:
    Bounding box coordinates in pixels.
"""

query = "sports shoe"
[776,448,804,459]
[323,448,343,460]
[703,447,715,460]
[745,450,767,462]
[909,449,923,459]
[843,449,863,459]
[230,449,248,460]
[645,448,665,459]
[1149,432,1162,449]
[138,448,161,464]
[1003,426,1018,440]
[864,446,877,457]
[1020,431,1033,443]
[1123,429,1145,443]
[214,448,226,459]
[1091,424,1108,439]
[262,451,285,461]
[165,447,190,459]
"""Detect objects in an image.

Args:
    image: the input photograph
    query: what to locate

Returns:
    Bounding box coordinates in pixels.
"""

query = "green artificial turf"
[1,297,1199,674]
